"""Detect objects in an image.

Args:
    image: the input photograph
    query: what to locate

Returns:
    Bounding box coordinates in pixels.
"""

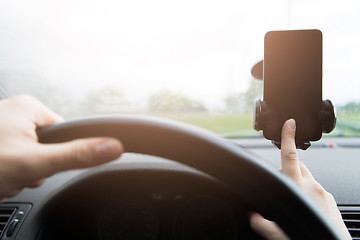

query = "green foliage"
[338,102,360,114]
[331,102,360,136]
[337,102,360,122]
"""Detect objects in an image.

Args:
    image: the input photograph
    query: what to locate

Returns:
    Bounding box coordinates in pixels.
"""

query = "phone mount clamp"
[254,99,336,150]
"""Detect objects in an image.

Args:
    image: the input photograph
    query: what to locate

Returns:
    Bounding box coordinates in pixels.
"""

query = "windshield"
[0,0,359,137]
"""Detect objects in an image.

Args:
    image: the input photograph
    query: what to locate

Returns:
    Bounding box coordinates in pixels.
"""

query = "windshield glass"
[1,0,359,137]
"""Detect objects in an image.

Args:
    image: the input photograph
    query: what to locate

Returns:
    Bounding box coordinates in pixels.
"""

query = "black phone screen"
[263,29,322,142]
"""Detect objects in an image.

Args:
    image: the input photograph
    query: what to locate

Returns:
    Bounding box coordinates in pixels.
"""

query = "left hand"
[0,95,123,202]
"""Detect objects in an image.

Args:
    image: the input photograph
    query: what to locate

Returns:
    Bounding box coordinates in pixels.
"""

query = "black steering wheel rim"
[37,115,344,239]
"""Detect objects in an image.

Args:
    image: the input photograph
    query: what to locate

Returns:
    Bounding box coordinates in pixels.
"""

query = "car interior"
[1,0,360,239]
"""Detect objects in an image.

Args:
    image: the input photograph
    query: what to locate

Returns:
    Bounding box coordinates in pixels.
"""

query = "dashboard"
[1,137,360,240]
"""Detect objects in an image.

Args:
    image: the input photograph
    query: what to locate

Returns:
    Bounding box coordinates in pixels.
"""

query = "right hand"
[249,119,351,240]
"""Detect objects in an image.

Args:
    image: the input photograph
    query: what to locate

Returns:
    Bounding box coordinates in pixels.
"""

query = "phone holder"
[254,99,336,150]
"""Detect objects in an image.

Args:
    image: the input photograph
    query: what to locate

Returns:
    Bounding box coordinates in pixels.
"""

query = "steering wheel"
[37,116,344,240]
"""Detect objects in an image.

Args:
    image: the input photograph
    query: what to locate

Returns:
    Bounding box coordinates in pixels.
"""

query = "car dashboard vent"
[339,206,360,240]
[0,207,16,238]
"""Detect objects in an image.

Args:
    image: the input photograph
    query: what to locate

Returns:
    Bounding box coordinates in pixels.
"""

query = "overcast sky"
[1,0,360,107]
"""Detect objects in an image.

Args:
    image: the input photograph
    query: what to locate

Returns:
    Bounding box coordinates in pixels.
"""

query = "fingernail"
[96,139,123,158]
[288,119,296,130]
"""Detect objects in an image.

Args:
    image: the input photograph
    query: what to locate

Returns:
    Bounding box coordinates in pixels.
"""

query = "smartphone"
[262,29,323,146]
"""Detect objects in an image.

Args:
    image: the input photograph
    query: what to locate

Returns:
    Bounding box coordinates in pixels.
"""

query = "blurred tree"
[81,87,138,115]
[338,102,360,112]
[224,78,263,113]
[224,93,245,113]
[148,90,206,113]
[244,78,263,110]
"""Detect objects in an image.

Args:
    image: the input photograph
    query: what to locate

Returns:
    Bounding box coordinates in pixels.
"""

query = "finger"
[281,119,302,181]
[33,138,123,177]
[249,212,290,240]
[26,178,46,188]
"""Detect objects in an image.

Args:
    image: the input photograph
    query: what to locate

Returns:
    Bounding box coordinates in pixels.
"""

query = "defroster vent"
[339,206,360,240]
[0,207,16,238]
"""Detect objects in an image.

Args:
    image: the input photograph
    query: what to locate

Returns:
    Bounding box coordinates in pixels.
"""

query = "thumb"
[34,138,123,177]
[249,212,290,240]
